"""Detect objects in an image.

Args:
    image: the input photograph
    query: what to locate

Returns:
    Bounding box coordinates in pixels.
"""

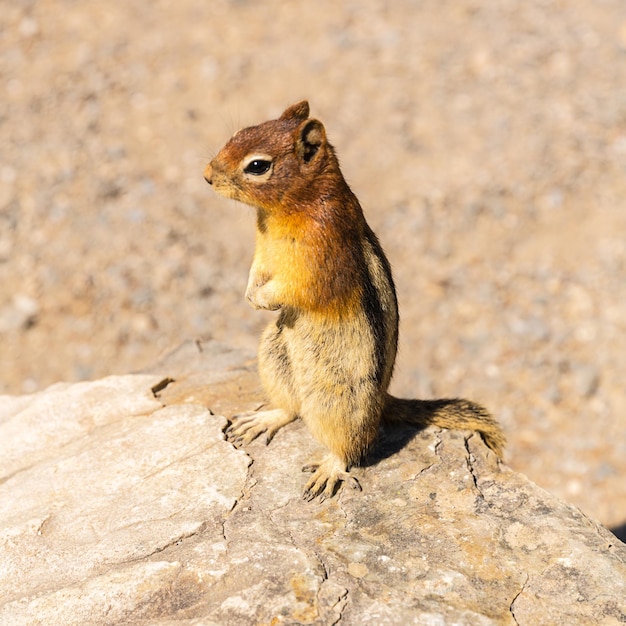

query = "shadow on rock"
[610,523,626,544]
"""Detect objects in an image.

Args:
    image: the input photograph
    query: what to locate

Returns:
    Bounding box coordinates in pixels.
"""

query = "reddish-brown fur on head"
[205,101,369,314]
[205,101,343,214]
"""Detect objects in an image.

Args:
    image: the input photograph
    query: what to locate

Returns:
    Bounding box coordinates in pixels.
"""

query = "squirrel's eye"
[244,159,272,175]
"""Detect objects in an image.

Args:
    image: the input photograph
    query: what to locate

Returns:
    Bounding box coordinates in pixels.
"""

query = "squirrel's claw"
[224,408,296,447]
[301,455,361,502]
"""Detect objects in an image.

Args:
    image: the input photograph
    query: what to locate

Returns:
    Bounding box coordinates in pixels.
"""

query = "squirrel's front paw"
[245,276,281,311]
[247,290,281,310]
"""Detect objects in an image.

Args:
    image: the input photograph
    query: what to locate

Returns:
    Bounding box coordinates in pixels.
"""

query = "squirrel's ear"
[296,119,326,165]
[280,100,310,122]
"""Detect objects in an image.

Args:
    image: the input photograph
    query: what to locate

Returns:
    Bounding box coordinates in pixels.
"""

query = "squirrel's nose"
[203,163,213,185]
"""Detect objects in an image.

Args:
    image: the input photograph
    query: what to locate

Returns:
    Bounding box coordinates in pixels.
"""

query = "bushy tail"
[383,394,505,459]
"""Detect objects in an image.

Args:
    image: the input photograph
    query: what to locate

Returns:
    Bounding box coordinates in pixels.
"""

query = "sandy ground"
[2,1,626,533]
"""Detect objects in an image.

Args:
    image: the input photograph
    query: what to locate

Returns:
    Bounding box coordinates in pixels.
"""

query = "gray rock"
[0,342,624,625]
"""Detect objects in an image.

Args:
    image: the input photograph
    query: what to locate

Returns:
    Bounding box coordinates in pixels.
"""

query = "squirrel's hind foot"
[302,455,362,502]
[225,408,296,446]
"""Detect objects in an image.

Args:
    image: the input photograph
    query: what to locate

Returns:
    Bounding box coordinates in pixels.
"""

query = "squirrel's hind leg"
[226,318,300,447]
[302,454,362,502]
[258,317,299,412]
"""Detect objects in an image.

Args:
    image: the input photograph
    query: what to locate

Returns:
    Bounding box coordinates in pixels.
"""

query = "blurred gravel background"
[1,0,625,532]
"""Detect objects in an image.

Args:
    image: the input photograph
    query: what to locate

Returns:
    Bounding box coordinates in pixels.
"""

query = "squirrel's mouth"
[203,164,214,186]
[204,167,239,201]
[210,183,231,199]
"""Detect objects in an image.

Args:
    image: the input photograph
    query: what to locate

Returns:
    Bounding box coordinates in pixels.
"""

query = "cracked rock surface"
[1,341,625,625]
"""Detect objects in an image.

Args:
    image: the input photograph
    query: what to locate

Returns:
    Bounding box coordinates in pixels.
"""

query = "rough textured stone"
[1,342,624,625]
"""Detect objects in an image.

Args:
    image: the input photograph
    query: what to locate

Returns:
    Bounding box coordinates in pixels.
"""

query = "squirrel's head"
[204,101,337,211]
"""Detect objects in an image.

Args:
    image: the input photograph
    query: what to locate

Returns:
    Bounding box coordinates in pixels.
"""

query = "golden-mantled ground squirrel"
[204,101,505,501]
